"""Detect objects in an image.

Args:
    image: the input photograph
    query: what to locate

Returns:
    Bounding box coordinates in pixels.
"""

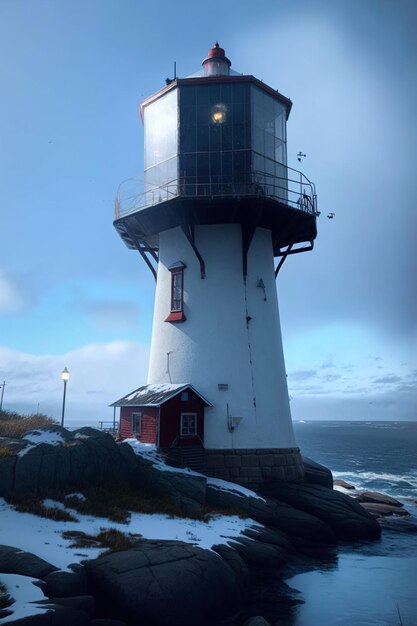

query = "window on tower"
[165,262,186,323]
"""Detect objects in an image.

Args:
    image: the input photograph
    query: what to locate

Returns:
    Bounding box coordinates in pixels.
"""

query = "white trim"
[180,412,197,437]
[131,412,142,436]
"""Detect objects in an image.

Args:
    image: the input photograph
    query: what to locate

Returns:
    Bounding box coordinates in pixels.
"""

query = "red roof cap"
[202,41,231,67]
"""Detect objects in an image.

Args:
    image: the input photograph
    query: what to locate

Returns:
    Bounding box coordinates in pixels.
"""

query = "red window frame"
[165,264,186,323]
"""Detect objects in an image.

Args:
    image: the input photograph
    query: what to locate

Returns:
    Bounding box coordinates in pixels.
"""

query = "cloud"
[321,374,341,382]
[0,341,149,424]
[289,369,317,381]
[372,375,403,384]
[0,270,25,313]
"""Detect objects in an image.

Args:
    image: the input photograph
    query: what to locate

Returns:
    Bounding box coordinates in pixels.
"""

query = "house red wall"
[119,406,157,444]
[159,390,205,448]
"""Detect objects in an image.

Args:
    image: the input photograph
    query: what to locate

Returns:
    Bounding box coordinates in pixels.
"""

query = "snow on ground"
[17,430,67,458]
[0,435,265,620]
[0,497,257,571]
[206,477,266,502]
[0,573,49,624]
[124,439,202,476]
[124,438,266,503]
[22,430,65,446]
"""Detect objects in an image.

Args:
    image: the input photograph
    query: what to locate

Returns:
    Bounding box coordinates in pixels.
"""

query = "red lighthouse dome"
[202,41,231,76]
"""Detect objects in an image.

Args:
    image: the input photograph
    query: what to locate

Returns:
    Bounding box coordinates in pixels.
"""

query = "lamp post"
[0,381,6,412]
[60,368,69,427]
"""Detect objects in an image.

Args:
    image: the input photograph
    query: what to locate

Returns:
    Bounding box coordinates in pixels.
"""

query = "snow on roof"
[110,383,212,408]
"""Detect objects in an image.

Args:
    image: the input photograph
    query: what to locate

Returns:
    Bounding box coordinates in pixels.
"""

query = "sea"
[280,420,417,626]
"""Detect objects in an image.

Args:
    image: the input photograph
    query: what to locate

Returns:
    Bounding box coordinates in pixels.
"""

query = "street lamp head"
[61,367,69,382]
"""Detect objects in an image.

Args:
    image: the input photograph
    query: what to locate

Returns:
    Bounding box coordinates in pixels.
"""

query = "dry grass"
[62,482,248,523]
[0,582,13,612]
[0,443,13,458]
[11,494,78,522]
[0,410,57,439]
[62,528,141,554]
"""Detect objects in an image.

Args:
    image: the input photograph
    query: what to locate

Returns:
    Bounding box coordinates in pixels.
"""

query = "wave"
[332,469,417,499]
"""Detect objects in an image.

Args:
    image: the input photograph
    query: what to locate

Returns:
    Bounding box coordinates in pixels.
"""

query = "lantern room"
[114,43,318,262]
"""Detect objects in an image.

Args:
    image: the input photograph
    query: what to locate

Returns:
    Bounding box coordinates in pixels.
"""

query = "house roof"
[110,383,213,408]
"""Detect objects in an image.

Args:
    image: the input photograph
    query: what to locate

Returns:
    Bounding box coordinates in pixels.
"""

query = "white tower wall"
[147,223,296,450]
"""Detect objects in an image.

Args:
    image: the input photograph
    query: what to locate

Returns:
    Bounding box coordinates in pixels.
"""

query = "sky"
[0,0,416,424]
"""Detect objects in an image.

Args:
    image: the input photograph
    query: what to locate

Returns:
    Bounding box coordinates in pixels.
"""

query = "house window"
[165,262,186,323]
[180,413,197,437]
[180,391,189,401]
[132,412,142,436]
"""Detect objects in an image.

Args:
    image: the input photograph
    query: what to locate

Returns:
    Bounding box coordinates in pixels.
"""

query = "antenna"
[165,62,177,86]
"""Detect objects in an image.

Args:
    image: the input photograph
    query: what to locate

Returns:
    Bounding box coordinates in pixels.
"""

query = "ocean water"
[282,421,417,626]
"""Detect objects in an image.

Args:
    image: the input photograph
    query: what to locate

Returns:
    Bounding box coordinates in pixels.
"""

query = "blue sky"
[0,0,416,423]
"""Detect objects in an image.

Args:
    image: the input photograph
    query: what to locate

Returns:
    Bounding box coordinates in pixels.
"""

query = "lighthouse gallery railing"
[115,164,318,220]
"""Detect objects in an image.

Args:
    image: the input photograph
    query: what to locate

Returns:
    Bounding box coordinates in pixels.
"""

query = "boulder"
[227,537,289,568]
[44,595,95,616]
[90,617,127,626]
[0,546,57,579]
[43,568,88,598]
[206,484,336,543]
[243,617,272,626]
[85,540,241,626]
[210,544,250,590]
[264,483,381,540]
[14,444,54,494]
[0,455,17,499]
[355,491,403,507]
[358,502,410,518]
[2,606,91,625]
[334,479,355,490]
[302,456,333,488]
[133,455,207,512]
[241,525,294,552]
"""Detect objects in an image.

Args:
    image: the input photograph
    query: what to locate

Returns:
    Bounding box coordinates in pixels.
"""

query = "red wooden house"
[111,384,212,463]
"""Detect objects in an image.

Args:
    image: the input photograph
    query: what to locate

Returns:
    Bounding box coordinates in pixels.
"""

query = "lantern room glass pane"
[251,85,288,201]
[179,83,251,194]
[144,89,178,189]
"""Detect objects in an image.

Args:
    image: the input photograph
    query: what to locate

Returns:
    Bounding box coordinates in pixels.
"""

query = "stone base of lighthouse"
[205,447,304,489]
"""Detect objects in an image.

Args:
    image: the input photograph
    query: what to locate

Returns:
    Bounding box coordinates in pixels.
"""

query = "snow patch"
[0,573,49,623]
[22,430,65,446]
[207,477,266,501]
[123,439,202,476]
[0,498,257,570]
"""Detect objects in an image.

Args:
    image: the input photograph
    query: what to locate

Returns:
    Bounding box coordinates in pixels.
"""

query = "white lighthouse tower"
[113,44,318,486]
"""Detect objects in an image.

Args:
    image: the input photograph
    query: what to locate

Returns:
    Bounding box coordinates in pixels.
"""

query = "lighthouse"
[112,44,318,487]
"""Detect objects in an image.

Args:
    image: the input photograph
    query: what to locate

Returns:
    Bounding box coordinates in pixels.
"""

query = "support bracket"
[275,241,314,278]
[137,240,158,282]
[181,223,206,279]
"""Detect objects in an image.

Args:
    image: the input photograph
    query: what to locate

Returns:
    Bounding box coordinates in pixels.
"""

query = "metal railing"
[98,420,119,435]
[115,163,318,220]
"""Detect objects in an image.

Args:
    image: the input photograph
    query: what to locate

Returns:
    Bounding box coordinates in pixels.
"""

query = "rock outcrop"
[84,540,242,626]
[0,426,386,625]
[262,482,381,540]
